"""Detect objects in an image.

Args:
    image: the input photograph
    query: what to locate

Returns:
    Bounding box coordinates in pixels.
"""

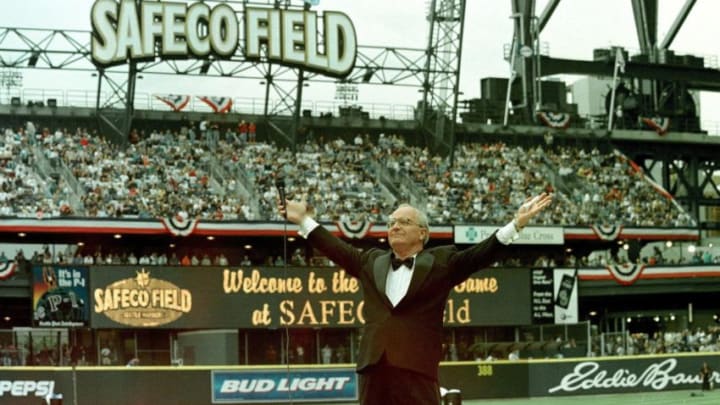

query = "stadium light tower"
[506,0,545,125]
[419,0,466,162]
[0,68,23,104]
[93,62,139,146]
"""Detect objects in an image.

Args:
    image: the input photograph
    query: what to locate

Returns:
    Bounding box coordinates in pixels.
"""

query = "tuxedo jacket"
[307,225,513,381]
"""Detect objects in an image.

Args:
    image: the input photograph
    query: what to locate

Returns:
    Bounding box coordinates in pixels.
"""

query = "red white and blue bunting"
[160,215,200,237]
[154,94,191,112]
[537,112,571,129]
[0,218,697,241]
[198,96,233,113]
[0,261,17,280]
[590,224,623,241]
[605,263,645,285]
[579,265,720,285]
[336,220,372,239]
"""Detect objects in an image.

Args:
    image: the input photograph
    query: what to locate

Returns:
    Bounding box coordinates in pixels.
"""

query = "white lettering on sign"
[548,359,711,393]
[455,226,564,245]
[220,377,351,393]
[91,0,238,65]
[0,380,55,397]
[243,7,356,77]
[91,1,357,78]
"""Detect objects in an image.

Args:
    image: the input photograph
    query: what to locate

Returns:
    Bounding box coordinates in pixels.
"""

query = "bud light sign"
[212,369,357,403]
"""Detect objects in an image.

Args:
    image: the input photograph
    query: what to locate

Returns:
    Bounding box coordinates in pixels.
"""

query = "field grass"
[459,389,716,405]
[319,389,717,405]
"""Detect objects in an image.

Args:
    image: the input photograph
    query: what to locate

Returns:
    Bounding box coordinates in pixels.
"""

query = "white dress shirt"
[385,257,415,306]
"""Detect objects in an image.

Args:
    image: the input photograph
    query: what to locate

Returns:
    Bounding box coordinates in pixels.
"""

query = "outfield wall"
[1,352,718,404]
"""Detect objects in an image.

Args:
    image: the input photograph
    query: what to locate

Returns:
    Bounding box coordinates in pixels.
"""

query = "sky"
[1,0,719,131]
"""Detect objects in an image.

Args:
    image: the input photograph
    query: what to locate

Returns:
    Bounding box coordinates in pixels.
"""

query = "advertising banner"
[529,354,720,396]
[0,369,72,405]
[32,265,90,327]
[531,268,578,324]
[455,226,564,245]
[89,266,531,328]
[1,354,717,403]
[553,269,578,324]
[211,368,357,403]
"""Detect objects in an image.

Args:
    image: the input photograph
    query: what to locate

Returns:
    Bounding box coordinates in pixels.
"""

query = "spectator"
[200,254,212,266]
[180,254,191,266]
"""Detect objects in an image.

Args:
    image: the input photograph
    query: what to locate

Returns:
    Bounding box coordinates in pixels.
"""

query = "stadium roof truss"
[509,0,720,124]
[0,0,464,152]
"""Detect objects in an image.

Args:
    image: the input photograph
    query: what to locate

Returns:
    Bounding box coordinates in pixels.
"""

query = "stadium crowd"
[0,120,705,269]
[2,326,718,366]
[597,327,720,357]
[4,240,719,274]
[0,121,694,227]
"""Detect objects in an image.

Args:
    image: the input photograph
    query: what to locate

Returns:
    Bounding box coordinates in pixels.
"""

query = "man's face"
[387,206,426,251]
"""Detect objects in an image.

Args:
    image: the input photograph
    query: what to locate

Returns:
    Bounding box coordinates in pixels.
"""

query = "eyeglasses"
[388,217,421,228]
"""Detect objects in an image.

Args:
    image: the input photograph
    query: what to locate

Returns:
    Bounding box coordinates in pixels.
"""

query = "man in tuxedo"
[281,193,552,405]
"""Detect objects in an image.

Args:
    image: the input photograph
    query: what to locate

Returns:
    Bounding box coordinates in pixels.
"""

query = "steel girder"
[418,0,466,161]
[0,10,442,147]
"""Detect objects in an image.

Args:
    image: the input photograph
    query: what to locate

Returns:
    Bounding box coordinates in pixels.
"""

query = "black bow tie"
[391,256,414,271]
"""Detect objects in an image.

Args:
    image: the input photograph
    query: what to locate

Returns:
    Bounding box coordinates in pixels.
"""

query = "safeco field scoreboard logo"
[94,269,192,327]
[212,369,357,403]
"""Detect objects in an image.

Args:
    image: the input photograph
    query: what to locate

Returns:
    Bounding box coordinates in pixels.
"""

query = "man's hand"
[279,194,311,224]
[514,193,553,229]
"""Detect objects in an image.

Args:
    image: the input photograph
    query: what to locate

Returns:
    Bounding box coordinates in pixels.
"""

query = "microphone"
[275,177,286,210]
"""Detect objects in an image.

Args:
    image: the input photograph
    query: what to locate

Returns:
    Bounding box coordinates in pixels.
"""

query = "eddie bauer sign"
[530,356,720,396]
[90,0,357,77]
[89,266,532,328]
[548,359,699,393]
